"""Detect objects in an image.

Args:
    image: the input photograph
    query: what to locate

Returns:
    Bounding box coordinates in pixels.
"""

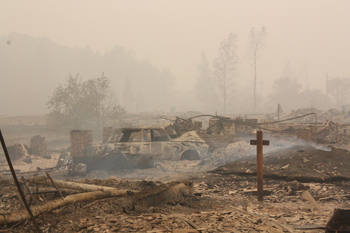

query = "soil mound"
[212,145,350,182]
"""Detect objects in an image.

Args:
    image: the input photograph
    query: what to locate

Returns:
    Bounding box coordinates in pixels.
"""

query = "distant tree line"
[2,32,350,117]
[195,28,350,114]
[0,33,176,115]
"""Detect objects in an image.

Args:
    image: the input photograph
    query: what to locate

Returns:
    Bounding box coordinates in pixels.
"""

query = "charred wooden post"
[250,131,269,202]
[46,173,64,198]
[257,131,263,202]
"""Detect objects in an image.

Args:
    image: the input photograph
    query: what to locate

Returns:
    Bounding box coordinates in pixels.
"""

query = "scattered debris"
[55,151,72,170]
[2,110,350,232]
[68,163,87,176]
[7,143,29,161]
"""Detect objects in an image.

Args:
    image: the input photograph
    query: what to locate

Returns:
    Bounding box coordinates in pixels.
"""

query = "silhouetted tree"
[247,26,267,113]
[213,32,238,114]
[47,73,124,128]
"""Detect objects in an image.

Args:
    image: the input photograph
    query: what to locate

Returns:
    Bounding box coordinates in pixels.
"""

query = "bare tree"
[247,26,267,113]
[213,32,238,114]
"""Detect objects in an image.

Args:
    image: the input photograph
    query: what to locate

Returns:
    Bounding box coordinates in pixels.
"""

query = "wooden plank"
[250,140,269,145]
[302,191,321,211]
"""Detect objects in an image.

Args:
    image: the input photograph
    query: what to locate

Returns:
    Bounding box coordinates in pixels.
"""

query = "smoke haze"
[1,1,350,115]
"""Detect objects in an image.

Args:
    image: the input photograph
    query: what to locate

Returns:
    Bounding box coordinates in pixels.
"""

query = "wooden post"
[257,131,263,201]
[250,130,269,202]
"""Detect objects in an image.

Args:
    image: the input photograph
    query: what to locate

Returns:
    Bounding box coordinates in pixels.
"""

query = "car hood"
[173,131,206,143]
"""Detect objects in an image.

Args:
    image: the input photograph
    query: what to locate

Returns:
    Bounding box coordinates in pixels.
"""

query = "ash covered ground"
[1,114,350,232]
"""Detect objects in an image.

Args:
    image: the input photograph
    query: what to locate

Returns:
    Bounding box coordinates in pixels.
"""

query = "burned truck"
[74,126,209,171]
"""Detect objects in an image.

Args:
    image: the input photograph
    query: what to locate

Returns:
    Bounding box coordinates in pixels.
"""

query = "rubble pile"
[7,143,30,161]
[291,108,323,116]
[0,135,55,171]
[319,108,350,122]
[273,107,350,123]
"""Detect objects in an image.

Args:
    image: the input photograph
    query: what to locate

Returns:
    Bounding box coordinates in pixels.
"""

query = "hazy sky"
[1,0,350,93]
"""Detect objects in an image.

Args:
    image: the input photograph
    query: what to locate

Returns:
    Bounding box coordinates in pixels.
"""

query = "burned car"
[74,126,209,171]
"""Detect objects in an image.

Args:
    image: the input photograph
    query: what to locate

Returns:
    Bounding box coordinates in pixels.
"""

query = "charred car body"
[74,126,209,171]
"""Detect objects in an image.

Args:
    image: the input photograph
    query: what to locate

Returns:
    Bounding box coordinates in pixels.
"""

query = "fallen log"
[0,190,124,225]
[29,176,132,196]
[1,180,194,226]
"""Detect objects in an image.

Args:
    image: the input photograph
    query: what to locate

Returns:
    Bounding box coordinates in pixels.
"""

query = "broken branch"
[29,176,133,196]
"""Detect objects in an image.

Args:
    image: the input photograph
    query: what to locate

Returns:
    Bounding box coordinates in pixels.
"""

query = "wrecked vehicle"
[74,126,209,171]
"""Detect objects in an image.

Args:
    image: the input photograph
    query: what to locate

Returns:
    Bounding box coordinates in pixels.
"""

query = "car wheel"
[180,150,200,160]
